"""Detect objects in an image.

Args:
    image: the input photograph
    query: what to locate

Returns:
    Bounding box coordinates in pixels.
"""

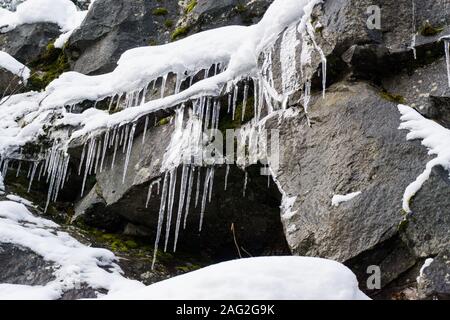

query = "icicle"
[164,168,177,252]
[27,161,38,192]
[100,130,109,173]
[232,85,238,120]
[78,143,86,175]
[195,168,201,207]
[122,125,129,153]
[122,123,136,183]
[37,160,44,181]
[243,171,248,197]
[152,172,169,270]
[160,74,168,99]
[16,160,21,177]
[199,167,212,232]
[445,39,450,87]
[242,83,249,122]
[208,167,215,203]
[81,138,95,196]
[224,164,230,190]
[94,139,102,174]
[227,92,232,113]
[145,179,161,208]
[27,164,32,178]
[183,166,195,229]
[142,116,149,145]
[173,165,189,251]
[111,129,119,170]
[411,0,417,59]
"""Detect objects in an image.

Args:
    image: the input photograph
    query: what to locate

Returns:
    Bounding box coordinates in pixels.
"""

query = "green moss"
[219,96,255,132]
[164,19,174,28]
[185,0,197,14]
[148,38,158,46]
[152,7,168,16]
[379,90,406,104]
[156,116,172,126]
[398,218,409,233]
[419,21,444,37]
[171,26,190,41]
[175,264,201,273]
[27,42,70,91]
[235,4,247,13]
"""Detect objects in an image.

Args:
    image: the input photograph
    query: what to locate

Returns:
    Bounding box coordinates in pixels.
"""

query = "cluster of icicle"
[0,0,328,268]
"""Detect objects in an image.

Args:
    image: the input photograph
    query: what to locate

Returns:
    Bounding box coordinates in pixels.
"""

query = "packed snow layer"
[104,256,370,300]
[398,105,450,213]
[0,0,80,32]
[331,191,362,207]
[0,200,143,299]
[0,51,30,81]
[0,0,95,49]
[0,0,321,157]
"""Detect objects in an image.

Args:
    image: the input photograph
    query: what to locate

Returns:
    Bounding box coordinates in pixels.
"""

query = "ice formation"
[398,104,450,213]
[0,0,327,267]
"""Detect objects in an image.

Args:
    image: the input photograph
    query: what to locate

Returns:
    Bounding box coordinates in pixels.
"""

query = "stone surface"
[66,0,180,75]
[0,22,61,65]
[417,251,450,300]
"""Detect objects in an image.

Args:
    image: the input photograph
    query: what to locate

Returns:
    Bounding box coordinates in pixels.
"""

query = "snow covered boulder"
[417,252,450,300]
[0,51,29,95]
[104,256,369,300]
[0,22,61,65]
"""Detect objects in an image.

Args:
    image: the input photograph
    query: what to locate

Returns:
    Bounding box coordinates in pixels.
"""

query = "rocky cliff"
[1,0,449,300]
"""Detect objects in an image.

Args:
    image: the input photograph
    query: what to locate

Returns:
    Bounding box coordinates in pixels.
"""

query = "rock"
[266,81,442,262]
[0,22,61,65]
[417,252,450,300]
[0,66,22,96]
[66,0,180,75]
[0,243,55,286]
[186,0,273,32]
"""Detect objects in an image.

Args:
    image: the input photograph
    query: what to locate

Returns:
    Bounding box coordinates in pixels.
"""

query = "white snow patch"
[331,191,362,207]
[398,104,450,213]
[0,172,4,195]
[0,51,30,81]
[103,256,370,300]
[0,200,143,299]
[6,194,34,207]
[416,258,434,283]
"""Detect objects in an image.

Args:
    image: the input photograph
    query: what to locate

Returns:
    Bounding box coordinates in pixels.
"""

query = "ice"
[398,104,450,213]
[444,38,450,87]
[152,171,169,269]
[173,165,189,252]
[122,123,136,183]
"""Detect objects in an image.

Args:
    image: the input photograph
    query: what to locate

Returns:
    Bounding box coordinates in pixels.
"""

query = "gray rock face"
[0,22,61,65]
[266,81,444,262]
[66,0,179,75]
[417,252,450,300]
[0,67,21,96]
[0,243,55,286]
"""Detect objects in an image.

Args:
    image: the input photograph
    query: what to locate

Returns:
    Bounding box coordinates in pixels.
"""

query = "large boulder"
[66,0,180,75]
[0,22,61,65]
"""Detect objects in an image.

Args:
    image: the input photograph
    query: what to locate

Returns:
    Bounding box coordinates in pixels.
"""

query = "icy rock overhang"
[0,0,328,267]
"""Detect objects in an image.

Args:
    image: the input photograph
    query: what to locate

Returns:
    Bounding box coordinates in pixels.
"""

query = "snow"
[6,193,34,207]
[0,200,144,299]
[331,191,362,207]
[0,0,80,32]
[104,256,369,300]
[0,0,96,49]
[398,104,450,213]
[0,51,30,81]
